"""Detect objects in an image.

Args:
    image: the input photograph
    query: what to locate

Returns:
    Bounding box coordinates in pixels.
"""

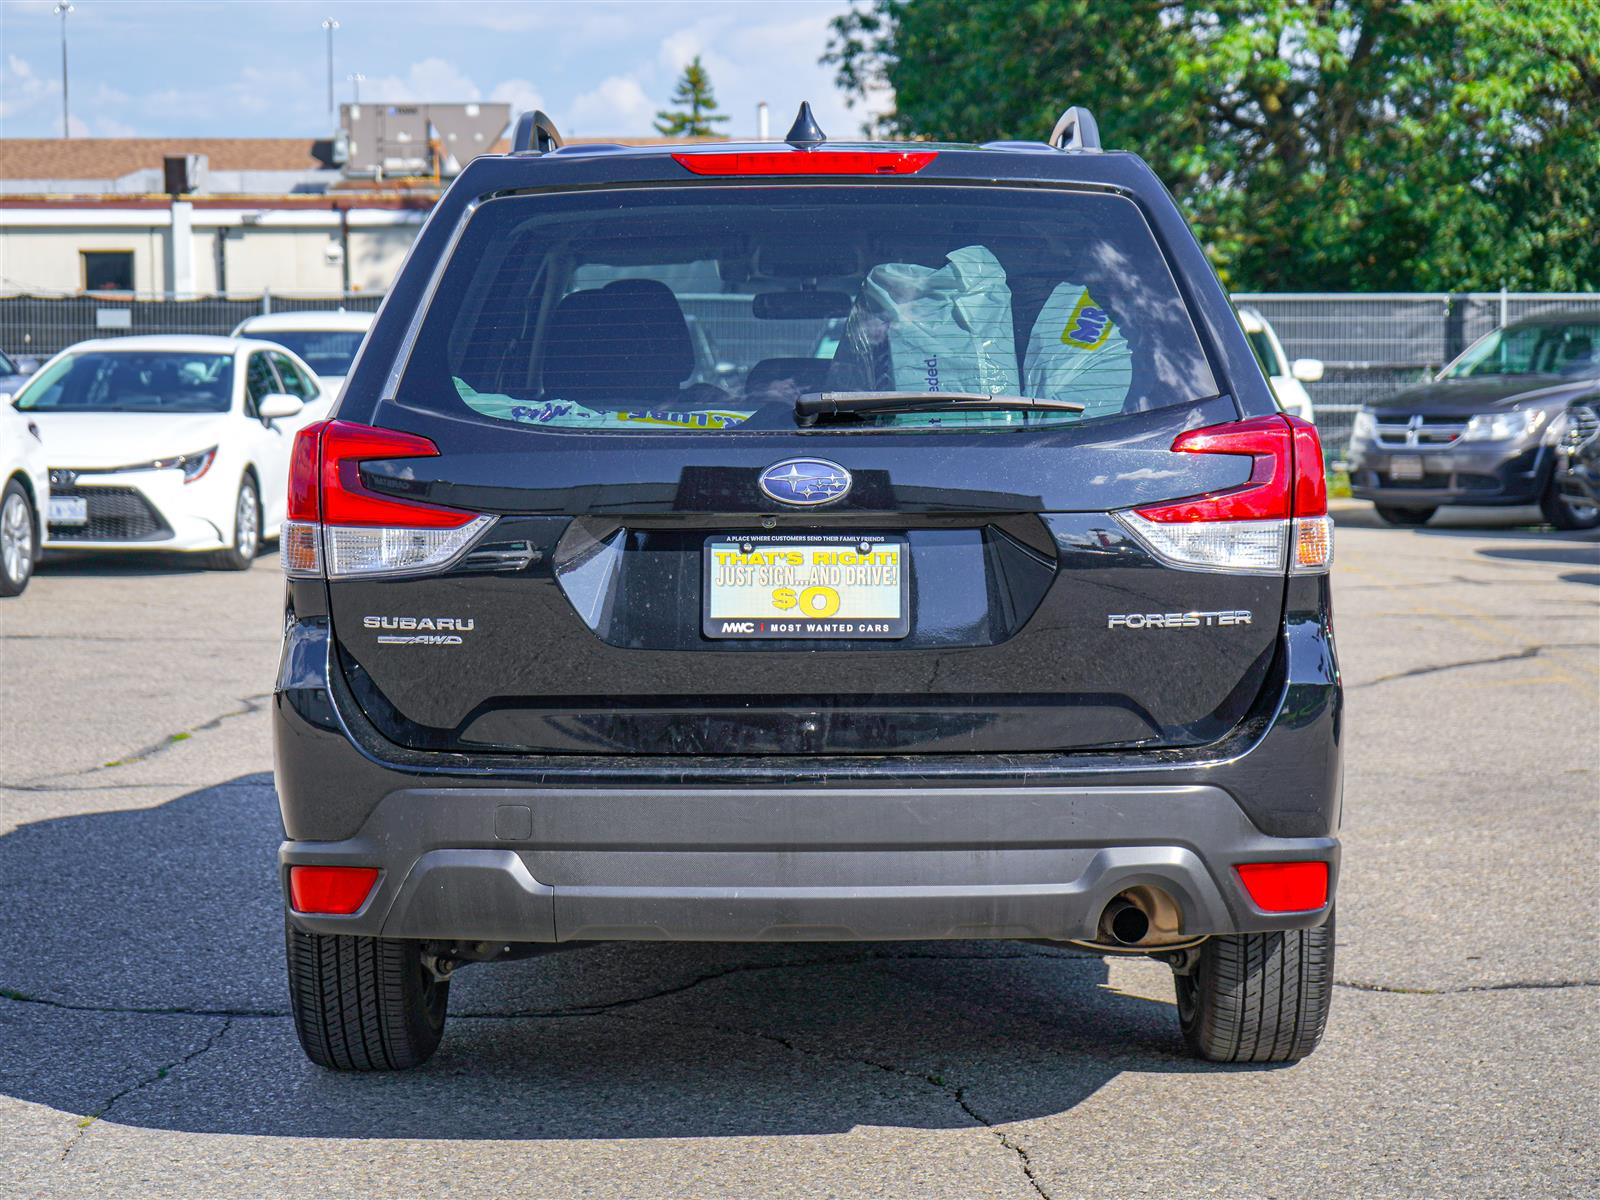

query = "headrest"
[542,279,695,404]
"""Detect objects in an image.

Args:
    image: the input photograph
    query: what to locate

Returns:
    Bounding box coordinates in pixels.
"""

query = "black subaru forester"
[274,106,1341,1070]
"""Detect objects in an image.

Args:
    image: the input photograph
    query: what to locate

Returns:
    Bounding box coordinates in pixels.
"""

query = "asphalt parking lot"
[1,500,1595,1199]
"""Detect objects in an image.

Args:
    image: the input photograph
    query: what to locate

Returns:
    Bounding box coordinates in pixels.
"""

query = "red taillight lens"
[672,149,938,176]
[287,421,325,522]
[1135,414,1294,522]
[1287,415,1328,517]
[319,421,475,529]
[1235,861,1329,912]
[1135,413,1328,523]
[288,865,380,915]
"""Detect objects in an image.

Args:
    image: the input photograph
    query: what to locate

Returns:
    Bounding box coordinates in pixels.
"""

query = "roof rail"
[510,110,565,154]
[1049,106,1101,152]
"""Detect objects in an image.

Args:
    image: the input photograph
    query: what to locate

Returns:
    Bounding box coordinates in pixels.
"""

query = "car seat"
[542,279,725,407]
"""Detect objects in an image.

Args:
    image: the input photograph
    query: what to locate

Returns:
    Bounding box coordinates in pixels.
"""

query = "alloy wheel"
[1,491,33,587]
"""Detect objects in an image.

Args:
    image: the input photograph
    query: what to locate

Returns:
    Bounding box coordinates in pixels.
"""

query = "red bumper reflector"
[1235,861,1329,912]
[672,149,937,176]
[288,866,380,915]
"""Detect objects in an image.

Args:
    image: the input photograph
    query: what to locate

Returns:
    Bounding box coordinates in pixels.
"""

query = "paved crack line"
[1350,645,1545,689]
[603,1005,1054,1199]
[1336,978,1599,996]
[13,693,270,788]
[0,949,1079,1023]
[59,1017,233,1161]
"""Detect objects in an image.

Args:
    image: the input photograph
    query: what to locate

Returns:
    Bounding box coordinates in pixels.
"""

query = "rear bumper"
[274,573,1343,944]
[282,785,1337,942]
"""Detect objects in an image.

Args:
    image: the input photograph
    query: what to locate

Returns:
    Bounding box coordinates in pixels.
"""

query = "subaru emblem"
[758,458,852,507]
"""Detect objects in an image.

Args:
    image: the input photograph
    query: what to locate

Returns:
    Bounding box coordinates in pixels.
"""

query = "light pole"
[321,17,338,117]
[53,3,74,138]
[347,72,365,105]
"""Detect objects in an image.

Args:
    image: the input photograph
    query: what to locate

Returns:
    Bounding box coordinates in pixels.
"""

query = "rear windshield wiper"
[795,391,1085,426]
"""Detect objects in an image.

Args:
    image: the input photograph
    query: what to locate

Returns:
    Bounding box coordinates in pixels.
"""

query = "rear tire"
[1374,504,1435,526]
[1539,476,1600,531]
[0,479,37,597]
[285,921,448,1071]
[1174,916,1334,1063]
[209,475,260,571]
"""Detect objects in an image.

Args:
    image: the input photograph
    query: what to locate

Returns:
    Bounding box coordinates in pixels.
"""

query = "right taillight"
[1115,413,1332,575]
[282,420,492,580]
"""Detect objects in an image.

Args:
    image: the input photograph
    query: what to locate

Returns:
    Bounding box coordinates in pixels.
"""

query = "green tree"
[825,0,1600,290]
[655,55,732,138]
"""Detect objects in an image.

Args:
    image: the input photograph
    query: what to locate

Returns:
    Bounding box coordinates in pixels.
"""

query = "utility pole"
[347,72,365,105]
[53,3,74,138]
[321,17,339,117]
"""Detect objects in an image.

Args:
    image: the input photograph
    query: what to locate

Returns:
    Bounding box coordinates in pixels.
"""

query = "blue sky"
[0,0,889,140]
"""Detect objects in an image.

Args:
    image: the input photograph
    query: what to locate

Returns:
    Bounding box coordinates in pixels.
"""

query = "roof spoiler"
[510,110,565,154]
[1049,106,1102,152]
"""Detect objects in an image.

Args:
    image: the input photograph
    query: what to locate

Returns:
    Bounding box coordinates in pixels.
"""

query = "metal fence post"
[1443,294,1465,363]
[261,287,271,316]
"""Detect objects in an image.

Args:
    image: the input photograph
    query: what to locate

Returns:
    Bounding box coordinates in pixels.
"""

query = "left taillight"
[1115,413,1332,575]
[281,420,492,580]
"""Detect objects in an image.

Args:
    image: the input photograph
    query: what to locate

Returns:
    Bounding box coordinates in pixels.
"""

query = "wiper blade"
[795,391,1084,426]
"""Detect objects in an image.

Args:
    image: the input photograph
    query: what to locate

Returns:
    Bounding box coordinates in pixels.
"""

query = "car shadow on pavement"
[0,776,1273,1141]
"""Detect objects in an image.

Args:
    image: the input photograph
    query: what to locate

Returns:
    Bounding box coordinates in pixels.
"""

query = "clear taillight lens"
[323,518,493,579]
[1117,512,1288,574]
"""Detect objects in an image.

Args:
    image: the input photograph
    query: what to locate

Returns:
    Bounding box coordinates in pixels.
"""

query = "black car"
[1348,314,1600,529]
[273,106,1342,1070]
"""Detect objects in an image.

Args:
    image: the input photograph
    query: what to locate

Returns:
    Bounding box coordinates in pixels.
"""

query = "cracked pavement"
[0,504,1595,1198]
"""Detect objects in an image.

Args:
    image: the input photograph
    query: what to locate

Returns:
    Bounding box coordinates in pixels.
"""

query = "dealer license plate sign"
[704,535,909,639]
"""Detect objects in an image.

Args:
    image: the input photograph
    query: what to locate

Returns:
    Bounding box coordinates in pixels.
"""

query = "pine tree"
[654,56,730,138]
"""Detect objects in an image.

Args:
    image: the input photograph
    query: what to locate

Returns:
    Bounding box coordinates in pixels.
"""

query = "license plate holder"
[49,496,88,527]
[703,534,909,639]
[1388,457,1424,481]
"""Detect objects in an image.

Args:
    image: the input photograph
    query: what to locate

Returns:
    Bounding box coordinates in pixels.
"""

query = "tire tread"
[1178,917,1334,1063]
[285,920,446,1071]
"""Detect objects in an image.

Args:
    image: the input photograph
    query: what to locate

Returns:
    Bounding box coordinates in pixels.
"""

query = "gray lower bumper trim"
[283,785,1338,942]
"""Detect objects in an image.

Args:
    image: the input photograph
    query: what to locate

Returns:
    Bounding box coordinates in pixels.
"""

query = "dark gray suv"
[1349,314,1600,529]
[273,106,1342,1071]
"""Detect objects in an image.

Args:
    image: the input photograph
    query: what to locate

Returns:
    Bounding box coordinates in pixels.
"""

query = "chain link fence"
[5,289,1596,467]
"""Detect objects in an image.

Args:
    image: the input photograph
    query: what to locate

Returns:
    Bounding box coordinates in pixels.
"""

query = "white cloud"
[0,53,55,120]
[489,78,545,120]
[568,74,658,136]
[364,57,483,105]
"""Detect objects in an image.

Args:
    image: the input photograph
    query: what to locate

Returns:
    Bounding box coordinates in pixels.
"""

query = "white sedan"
[0,398,49,595]
[1238,306,1323,423]
[11,335,330,570]
[231,310,373,398]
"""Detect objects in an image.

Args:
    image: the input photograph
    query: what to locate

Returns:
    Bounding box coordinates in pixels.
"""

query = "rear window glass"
[254,330,365,379]
[398,185,1217,434]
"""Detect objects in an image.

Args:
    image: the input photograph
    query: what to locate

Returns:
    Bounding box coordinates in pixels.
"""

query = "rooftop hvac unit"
[338,102,511,178]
